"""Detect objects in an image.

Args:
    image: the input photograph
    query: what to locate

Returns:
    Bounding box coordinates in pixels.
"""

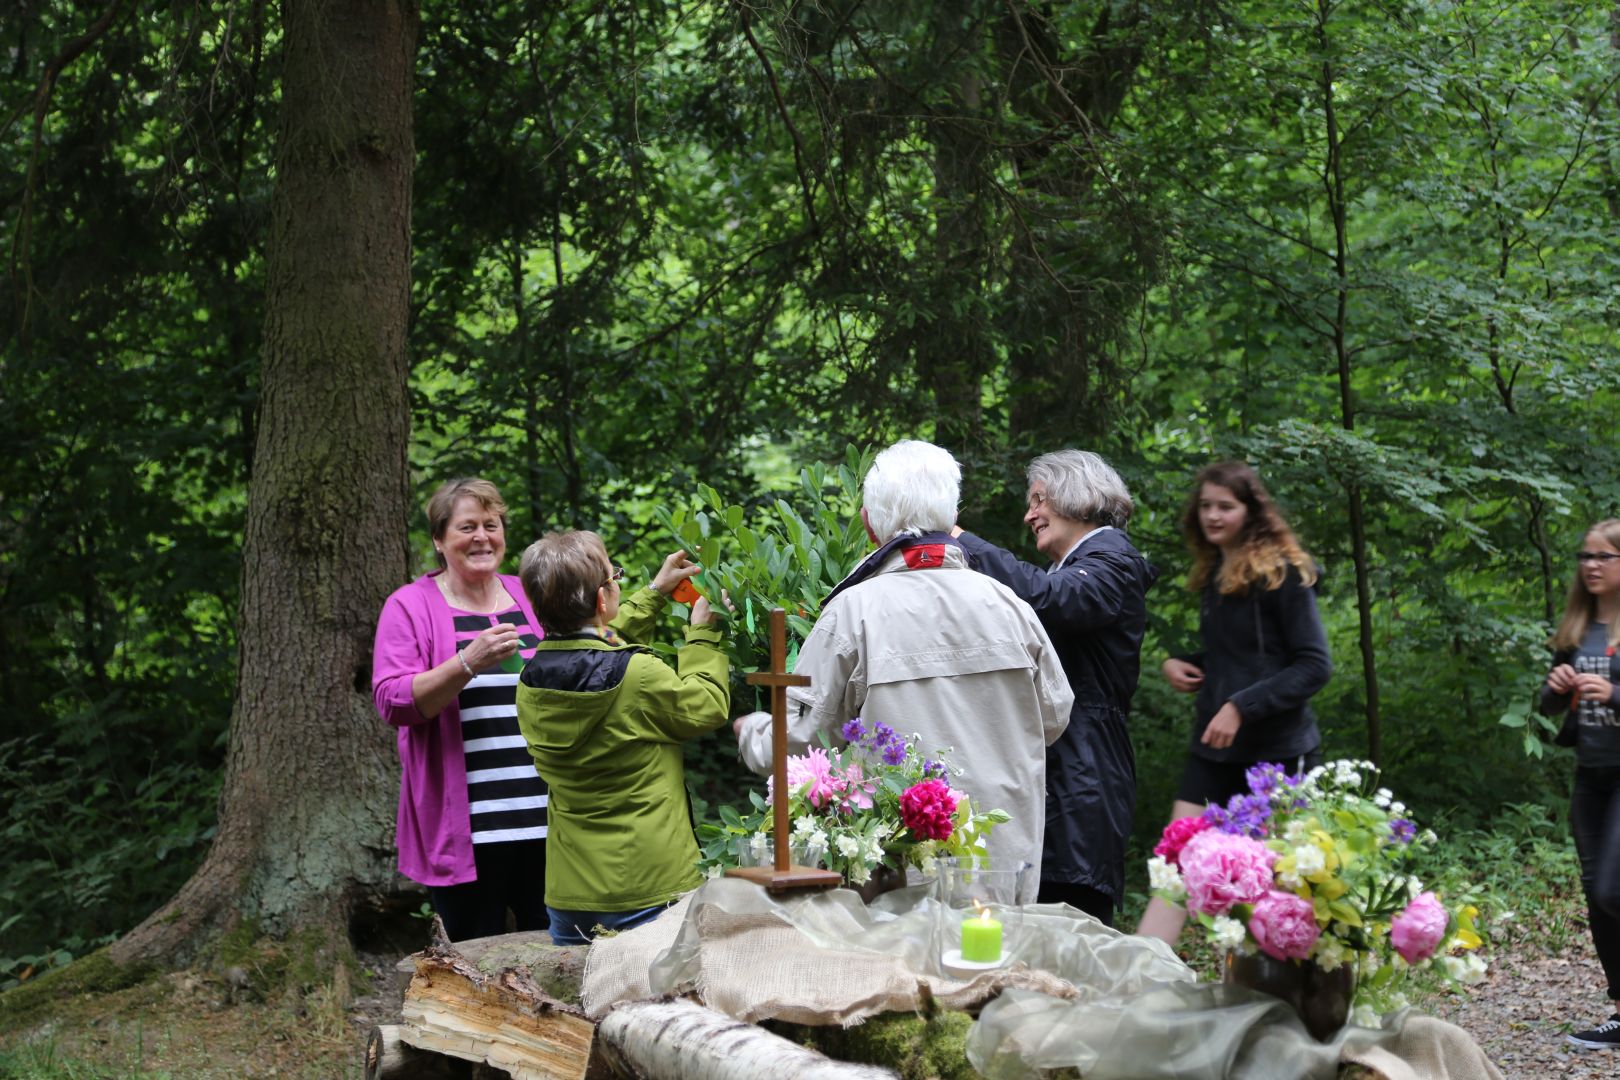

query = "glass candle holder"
[931,857,1031,977]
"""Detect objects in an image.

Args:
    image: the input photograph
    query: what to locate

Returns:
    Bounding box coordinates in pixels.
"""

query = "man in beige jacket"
[735,440,1074,898]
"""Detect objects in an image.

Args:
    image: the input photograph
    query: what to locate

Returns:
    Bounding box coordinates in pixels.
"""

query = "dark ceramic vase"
[851,863,907,904]
[1224,951,1355,1041]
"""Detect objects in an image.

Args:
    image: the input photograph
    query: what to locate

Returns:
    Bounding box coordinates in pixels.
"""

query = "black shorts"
[1175,749,1322,807]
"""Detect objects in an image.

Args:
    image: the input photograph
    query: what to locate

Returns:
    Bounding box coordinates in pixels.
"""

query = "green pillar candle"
[960,910,1003,963]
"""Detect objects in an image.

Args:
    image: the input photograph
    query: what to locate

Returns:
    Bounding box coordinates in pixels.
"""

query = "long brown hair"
[1553,519,1620,651]
[1181,461,1317,595]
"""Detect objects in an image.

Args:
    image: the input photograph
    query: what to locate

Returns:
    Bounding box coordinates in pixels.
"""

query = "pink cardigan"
[371,571,543,885]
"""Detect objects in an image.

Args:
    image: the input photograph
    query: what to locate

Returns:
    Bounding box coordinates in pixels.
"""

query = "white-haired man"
[735,440,1074,895]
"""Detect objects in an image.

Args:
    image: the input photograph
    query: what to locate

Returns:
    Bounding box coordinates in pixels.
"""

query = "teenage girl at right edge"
[1543,519,1620,1052]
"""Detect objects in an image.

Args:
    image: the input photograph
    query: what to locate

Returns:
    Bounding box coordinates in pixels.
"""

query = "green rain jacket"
[516,587,730,912]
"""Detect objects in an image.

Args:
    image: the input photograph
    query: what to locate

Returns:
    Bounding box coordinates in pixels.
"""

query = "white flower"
[1374,788,1392,807]
[1351,1004,1380,1028]
[1342,793,1361,806]
[1284,819,1309,844]
[1405,875,1423,895]
[847,861,872,885]
[1212,916,1247,951]
[1389,991,1409,1010]
[1294,844,1326,877]
[1312,937,1348,972]
[749,832,771,860]
[793,815,817,837]
[1360,952,1384,977]
[836,834,862,858]
[1389,801,1406,816]
[704,862,724,880]
[1443,954,1488,985]
[1147,856,1187,900]
[808,829,828,850]
[1277,868,1303,889]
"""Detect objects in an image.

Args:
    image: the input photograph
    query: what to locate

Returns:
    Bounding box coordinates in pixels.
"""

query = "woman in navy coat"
[953,449,1157,927]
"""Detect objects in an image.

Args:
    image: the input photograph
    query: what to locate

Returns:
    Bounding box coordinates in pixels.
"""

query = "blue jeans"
[547,902,670,946]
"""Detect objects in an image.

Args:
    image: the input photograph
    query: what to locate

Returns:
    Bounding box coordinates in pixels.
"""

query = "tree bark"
[1317,1,1381,764]
[109,0,419,970]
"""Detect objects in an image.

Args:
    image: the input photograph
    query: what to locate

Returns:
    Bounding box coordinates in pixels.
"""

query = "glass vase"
[1224,951,1355,1041]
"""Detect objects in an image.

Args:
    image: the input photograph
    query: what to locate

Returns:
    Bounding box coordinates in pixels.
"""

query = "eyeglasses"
[601,564,625,588]
[1026,491,1048,512]
[1577,552,1620,565]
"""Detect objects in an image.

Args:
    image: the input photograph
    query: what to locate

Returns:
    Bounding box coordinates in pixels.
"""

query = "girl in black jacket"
[1137,461,1332,945]
[1541,519,1620,1050]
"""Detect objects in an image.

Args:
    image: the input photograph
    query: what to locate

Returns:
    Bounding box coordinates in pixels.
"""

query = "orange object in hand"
[672,579,702,605]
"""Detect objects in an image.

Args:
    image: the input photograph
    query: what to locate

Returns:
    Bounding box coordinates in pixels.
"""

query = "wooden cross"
[726,607,842,893]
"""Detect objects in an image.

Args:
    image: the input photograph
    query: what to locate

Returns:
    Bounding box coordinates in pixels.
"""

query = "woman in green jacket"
[515,531,729,945]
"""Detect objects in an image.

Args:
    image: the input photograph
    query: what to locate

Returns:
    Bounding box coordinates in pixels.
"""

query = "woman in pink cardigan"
[372,478,549,940]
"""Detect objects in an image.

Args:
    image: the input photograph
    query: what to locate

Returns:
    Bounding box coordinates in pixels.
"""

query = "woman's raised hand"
[1547,663,1578,694]
[690,589,733,627]
[651,549,702,597]
[1163,657,1205,694]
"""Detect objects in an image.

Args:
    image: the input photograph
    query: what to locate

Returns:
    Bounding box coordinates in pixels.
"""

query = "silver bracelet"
[457,652,475,677]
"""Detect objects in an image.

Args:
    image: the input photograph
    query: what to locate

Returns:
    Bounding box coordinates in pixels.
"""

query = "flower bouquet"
[698,718,1010,889]
[1148,759,1486,1024]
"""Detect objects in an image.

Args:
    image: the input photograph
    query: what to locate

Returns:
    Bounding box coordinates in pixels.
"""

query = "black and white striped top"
[452,608,547,844]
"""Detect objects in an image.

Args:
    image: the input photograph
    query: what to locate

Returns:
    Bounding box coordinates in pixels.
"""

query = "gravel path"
[1432,932,1618,1079]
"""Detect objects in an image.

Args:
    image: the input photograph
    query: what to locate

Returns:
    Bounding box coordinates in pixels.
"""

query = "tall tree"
[109,0,418,967]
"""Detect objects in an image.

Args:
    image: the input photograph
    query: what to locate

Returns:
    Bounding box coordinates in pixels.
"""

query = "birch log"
[597,999,900,1080]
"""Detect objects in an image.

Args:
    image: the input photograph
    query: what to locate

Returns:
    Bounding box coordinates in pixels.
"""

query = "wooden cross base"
[724,864,843,893]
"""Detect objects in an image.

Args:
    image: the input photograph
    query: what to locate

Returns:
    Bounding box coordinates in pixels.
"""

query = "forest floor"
[2,932,1617,1078]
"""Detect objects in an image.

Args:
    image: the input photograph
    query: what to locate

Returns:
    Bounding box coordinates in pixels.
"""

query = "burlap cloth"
[582,878,1502,1080]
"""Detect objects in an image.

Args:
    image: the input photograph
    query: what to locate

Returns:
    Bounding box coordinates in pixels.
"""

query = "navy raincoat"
[955,527,1158,903]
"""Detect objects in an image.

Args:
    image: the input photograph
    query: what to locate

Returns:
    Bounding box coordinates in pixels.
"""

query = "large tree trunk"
[110,0,418,970]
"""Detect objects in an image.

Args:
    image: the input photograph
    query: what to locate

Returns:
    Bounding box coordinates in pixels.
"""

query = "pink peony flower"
[1248,890,1321,961]
[899,779,958,841]
[1178,829,1277,916]
[1154,815,1213,868]
[769,746,844,809]
[1391,891,1449,964]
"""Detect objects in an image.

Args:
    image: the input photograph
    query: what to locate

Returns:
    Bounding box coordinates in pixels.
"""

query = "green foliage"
[654,447,874,672]
[0,739,218,991]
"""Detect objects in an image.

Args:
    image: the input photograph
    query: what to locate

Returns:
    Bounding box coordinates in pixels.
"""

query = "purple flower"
[882,739,907,766]
[923,760,947,779]
[1246,762,1287,797]
[869,721,898,748]
[1209,793,1271,839]
[841,717,867,742]
[1389,818,1416,844]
